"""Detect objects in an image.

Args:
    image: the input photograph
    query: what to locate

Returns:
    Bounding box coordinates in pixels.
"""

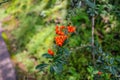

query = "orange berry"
[97,71,102,75]
[60,26,65,30]
[67,26,76,33]
[55,25,65,35]
[55,35,67,46]
[48,49,54,56]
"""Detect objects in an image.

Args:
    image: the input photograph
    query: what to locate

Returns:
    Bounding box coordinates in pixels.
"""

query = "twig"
[92,0,96,66]
[70,44,91,51]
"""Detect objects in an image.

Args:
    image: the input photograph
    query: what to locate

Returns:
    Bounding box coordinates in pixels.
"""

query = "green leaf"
[85,0,96,8]
[56,63,63,73]
[53,55,66,64]
[50,66,54,74]
[42,53,53,58]
[93,70,98,74]
[116,57,120,62]
[109,67,116,75]
[98,47,103,53]
[36,63,48,70]
[50,63,63,74]
[64,48,70,56]
[110,58,114,64]
[53,66,58,73]
[52,64,60,73]
[87,66,94,73]
[96,59,102,63]
[56,59,65,64]
[57,47,63,54]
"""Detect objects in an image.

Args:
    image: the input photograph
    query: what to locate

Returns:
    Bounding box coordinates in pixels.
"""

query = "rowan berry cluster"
[48,25,76,56]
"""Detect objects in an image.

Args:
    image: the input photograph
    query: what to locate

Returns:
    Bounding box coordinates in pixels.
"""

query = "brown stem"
[92,0,96,66]
[92,15,95,66]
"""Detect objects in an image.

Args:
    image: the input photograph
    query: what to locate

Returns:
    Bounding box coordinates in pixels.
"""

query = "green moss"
[1,32,11,53]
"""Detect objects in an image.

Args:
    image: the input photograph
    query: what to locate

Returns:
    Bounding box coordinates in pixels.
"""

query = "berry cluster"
[55,25,76,46]
[55,35,68,46]
[48,25,76,56]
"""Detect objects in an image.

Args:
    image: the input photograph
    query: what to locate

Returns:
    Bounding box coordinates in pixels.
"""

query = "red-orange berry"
[60,26,65,30]
[55,35,67,46]
[48,49,54,56]
[97,71,102,75]
[67,26,76,33]
[55,26,65,35]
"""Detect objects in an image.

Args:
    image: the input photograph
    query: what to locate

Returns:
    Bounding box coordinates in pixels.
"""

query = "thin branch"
[92,14,95,66]
[70,44,91,51]
[92,0,96,66]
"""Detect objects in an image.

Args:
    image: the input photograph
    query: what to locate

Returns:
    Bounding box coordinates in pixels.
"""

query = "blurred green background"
[0,0,120,80]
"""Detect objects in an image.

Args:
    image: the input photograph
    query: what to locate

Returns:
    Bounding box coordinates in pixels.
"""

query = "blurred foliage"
[0,0,120,80]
